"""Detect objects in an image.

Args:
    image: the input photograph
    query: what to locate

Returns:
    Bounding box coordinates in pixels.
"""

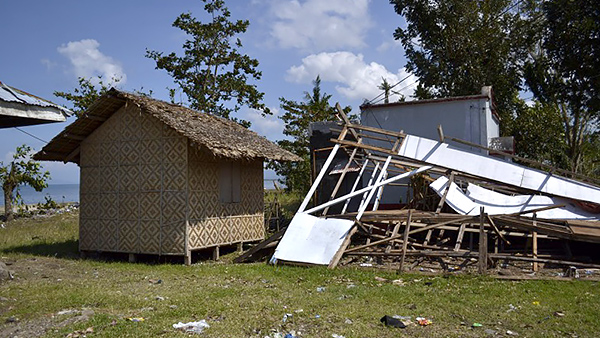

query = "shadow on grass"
[2,239,80,259]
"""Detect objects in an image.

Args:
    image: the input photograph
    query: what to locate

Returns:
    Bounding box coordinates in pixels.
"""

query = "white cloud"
[57,39,126,84]
[286,51,418,102]
[242,107,285,141]
[269,0,372,51]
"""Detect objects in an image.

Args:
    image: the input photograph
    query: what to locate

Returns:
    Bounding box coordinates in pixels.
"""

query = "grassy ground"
[1,212,599,337]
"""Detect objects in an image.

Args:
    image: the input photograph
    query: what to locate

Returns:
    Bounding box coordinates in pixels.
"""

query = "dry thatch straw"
[34,88,301,163]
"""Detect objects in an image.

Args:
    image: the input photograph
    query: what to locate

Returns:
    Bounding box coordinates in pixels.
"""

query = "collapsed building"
[260,103,600,275]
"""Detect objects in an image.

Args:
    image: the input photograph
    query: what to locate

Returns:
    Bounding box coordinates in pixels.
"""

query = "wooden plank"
[435,171,455,215]
[533,214,538,272]
[346,122,407,138]
[63,146,80,163]
[454,223,467,251]
[385,221,401,254]
[478,208,487,274]
[486,215,511,245]
[399,210,412,272]
[323,141,361,215]
[345,215,476,253]
[328,224,358,269]
[332,138,400,157]
[489,254,600,269]
[234,227,287,263]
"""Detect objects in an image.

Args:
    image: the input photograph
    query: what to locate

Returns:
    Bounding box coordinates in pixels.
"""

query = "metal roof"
[0,81,72,128]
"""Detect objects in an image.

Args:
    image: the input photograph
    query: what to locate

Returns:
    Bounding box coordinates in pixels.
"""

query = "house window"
[219,161,241,203]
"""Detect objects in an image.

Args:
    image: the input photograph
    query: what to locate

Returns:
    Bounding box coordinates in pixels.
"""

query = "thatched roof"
[34,88,301,163]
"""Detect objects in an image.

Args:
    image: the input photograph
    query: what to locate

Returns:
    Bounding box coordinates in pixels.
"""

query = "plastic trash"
[472,323,483,328]
[416,316,432,326]
[127,317,145,322]
[173,320,210,334]
[380,315,407,328]
[316,287,326,292]
[282,313,293,323]
[332,334,346,338]
[506,330,519,336]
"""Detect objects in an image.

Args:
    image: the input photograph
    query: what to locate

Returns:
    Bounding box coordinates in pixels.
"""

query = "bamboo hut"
[35,89,300,264]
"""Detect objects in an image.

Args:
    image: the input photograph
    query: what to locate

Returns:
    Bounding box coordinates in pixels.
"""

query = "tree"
[1,145,50,221]
[378,78,393,104]
[511,101,568,168]
[269,76,351,194]
[524,0,600,172]
[146,0,269,127]
[391,0,539,134]
[54,76,120,116]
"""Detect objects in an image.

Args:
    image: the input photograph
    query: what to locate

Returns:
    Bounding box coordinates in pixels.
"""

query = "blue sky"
[0,0,417,184]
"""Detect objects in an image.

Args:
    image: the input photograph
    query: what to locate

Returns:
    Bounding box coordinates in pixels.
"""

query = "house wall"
[79,103,265,256]
[187,146,264,249]
[360,97,499,206]
[79,104,188,255]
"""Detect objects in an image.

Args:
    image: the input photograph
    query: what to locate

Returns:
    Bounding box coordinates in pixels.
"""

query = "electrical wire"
[14,127,48,144]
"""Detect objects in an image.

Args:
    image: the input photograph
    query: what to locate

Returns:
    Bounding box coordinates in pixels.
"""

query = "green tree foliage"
[524,0,600,172]
[269,76,351,194]
[146,0,268,127]
[54,76,120,117]
[1,145,50,221]
[512,101,568,168]
[391,0,539,134]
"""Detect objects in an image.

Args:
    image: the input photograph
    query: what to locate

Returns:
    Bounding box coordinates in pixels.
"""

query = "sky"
[0,0,418,184]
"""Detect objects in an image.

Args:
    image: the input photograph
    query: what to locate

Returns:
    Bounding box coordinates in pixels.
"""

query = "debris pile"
[263,105,600,275]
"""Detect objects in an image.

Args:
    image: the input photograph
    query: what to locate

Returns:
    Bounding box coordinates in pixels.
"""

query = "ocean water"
[5,180,279,206]
[13,184,79,205]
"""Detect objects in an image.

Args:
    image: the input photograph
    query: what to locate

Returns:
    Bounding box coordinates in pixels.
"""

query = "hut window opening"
[219,162,241,203]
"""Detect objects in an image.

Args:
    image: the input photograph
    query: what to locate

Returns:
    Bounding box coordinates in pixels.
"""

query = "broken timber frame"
[268,102,600,274]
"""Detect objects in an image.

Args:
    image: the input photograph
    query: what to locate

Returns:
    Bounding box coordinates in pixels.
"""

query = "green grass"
[1,212,599,337]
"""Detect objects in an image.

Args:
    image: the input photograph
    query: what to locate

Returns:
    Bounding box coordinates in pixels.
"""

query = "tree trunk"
[4,186,13,222]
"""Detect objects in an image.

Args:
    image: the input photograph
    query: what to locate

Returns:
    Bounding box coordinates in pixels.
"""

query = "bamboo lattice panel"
[80,105,188,254]
[79,104,266,256]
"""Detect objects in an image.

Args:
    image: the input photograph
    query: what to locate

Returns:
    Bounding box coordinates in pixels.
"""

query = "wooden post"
[399,210,412,273]
[385,221,401,253]
[532,213,538,272]
[213,246,220,261]
[435,171,455,215]
[128,253,136,263]
[478,207,487,274]
[454,223,466,251]
[237,242,244,252]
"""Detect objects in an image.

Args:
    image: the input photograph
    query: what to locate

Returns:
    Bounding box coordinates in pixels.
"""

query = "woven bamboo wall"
[187,146,265,249]
[80,104,188,255]
[80,103,265,256]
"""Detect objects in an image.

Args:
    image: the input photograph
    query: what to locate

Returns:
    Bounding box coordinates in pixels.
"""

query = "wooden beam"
[346,122,407,138]
[478,208,487,274]
[345,215,476,253]
[323,139,361,215]
[84,114,107,122]
[63,146,80,163]
[454,223,467,251]
[533,214,538,272]
[332,138,400,157]
[435,171,455,215]
[63,133,86,141]
[486,214,510,245]
[328,224,358,269]
[399,210,412,273]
